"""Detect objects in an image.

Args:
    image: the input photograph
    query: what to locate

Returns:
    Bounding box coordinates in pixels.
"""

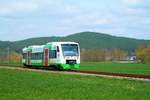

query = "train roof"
[46,42,79,45]
[28,45,44,48]
[22,47,28,53]
[22,42,79,52]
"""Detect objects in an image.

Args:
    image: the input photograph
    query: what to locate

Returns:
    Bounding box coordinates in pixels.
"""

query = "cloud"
[0,0,150,40]
[123,0,150,10]
[93,19,112,25]
[123,0,143,5]
[125,8,144,15]
[0,1,38,15]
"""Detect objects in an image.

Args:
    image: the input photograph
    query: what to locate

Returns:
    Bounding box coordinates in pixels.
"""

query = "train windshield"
[61,44,79,56]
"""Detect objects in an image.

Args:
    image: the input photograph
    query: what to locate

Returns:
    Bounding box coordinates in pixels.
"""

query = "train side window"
[31,53,34,60]
[49,50,56,58]
[57,46,59,52]
[23,53,27,59]
[40,53,43,59]
[31,53,43,60]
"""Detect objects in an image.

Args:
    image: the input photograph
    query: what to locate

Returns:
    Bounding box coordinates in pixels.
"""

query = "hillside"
[0,32,150,52]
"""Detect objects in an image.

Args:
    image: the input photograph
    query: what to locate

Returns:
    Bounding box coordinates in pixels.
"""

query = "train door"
[27,51,30,65]
[25,53,28,64]
[44,48,49,66]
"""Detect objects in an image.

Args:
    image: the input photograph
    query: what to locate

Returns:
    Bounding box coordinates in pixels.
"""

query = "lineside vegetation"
[0,68,150,100]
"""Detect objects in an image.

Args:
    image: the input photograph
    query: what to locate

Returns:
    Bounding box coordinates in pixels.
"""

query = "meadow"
[0,61,150,75]
[0,68,150,100]
[80,62,150,75]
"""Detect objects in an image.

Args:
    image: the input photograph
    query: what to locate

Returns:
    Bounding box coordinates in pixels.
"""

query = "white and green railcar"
[22,42,80,70]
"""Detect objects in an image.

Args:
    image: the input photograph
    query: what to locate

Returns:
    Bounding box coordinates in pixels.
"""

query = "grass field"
[0,68,150,100]
[79,62,150,75]
[0,61,22,67]
[0,61,150,75]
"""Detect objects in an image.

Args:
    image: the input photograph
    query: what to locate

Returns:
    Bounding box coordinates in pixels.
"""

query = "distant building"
[127,56,136,61]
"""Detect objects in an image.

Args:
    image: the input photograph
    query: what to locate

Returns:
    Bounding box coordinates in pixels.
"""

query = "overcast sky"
[0,0,150,41]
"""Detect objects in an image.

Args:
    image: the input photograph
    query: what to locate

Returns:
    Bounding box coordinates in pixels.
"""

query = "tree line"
[0,45,150,64]
[81,48,128,62]
[136,45,150,63]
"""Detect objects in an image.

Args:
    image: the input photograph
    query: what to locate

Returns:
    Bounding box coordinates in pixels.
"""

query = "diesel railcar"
[22,42,80,70]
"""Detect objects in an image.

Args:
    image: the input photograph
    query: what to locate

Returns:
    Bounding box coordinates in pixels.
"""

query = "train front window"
[23,53,27,59]
[61,44,79,56]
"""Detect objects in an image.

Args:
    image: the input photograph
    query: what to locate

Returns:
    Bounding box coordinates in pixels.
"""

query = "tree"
[6,52,22,63]
[80,48,127,62]
[111,49,127,61]
[144,45,150,63]
[136,45,150,63]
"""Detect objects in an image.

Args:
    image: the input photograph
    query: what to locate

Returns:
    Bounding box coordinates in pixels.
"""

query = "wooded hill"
[0,32,150,52]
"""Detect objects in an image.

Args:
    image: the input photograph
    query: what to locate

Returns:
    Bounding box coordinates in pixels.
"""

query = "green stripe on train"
[30,60,43,66]
[60,64,80,69]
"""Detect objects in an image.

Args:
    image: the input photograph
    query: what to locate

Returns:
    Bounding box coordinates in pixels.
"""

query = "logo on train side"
[32,47,44,53]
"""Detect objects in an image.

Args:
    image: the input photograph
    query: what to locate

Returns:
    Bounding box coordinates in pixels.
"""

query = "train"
[22,42,80,70]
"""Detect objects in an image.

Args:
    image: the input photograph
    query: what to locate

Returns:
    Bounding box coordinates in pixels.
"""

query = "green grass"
[80,62,150,75]
[0,61,22,67]
[1,61,150,75]
[0,68,150,100]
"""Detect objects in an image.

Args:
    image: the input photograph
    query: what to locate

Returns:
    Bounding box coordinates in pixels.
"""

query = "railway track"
[0,65,150,81]
[70,70,150,81]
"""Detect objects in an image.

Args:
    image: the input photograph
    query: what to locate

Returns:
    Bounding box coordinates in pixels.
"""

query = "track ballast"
[70,70,150,80]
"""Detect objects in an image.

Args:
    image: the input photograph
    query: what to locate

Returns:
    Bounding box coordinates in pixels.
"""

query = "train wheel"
[56,65,64,71]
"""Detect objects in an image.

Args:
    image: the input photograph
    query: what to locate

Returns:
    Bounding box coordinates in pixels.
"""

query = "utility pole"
[7,47,10,64]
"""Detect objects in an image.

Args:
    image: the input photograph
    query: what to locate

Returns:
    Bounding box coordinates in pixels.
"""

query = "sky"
[0,0,150,41]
